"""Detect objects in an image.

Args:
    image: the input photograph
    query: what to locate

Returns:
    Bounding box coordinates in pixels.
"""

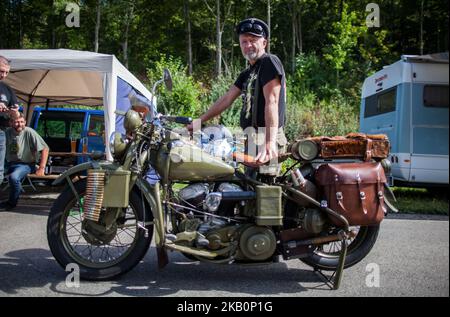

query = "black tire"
[47,179,153,280]
[300,225,380,271]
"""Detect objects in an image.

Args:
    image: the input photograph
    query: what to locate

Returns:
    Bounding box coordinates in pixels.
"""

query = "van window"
[70,121,83,138]
[88,115,105,137]
[36,111,84,138]
[364,87,397,118]
[424,85,449,108]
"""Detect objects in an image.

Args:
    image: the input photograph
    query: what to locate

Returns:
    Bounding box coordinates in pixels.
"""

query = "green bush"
[284,89,359,141]
[147,56,203,117]
[284,90,316,141]
[290,53,336,100]
[310,96,359,137]
[201,65,242,127]
[285,52,361,141]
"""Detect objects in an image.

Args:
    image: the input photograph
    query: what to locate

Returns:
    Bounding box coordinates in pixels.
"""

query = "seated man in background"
[0,113,49,211]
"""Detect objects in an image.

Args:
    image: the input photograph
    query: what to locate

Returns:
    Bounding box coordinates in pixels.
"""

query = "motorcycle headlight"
[109,132,128,158]
[290,139,319,161]
[124,109,142,132]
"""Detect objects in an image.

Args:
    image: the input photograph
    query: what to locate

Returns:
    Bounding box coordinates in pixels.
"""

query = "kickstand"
[313,239,348,290]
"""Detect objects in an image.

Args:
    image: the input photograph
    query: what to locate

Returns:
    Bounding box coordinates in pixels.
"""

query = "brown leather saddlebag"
[315,162,387,226]
[310,133,390,161]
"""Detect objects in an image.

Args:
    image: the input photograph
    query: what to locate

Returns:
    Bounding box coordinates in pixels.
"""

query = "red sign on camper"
[375,74,388,83]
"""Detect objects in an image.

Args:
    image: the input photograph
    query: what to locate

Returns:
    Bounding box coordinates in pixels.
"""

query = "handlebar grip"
[163,116,193,125]
[232,152,261,167]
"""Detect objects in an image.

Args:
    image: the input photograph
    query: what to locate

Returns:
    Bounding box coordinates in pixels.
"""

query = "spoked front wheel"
[47,179,153,280]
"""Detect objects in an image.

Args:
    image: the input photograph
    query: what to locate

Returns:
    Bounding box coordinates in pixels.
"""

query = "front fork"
[134,179,169,268]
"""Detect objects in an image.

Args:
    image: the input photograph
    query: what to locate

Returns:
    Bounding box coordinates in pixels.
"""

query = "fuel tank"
[154,140,235,181]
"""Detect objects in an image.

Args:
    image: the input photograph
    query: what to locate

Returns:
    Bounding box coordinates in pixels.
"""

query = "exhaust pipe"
[284,230,358,249]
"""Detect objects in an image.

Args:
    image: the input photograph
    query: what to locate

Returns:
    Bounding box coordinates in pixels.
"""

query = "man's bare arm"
[35,147,49,176]
[255,77,281,163]
[187,85,241,132]
[200,85,241,122]
[262,77,281,145]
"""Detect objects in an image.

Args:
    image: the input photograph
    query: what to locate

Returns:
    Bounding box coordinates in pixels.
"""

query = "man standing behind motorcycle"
[187,18,287,176]
[0,56,20,185]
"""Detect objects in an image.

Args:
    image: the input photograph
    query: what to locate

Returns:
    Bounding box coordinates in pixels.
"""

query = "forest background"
[1,0,448,141]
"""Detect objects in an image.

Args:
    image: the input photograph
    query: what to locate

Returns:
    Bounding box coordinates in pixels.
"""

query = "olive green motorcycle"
[47,71,394,289]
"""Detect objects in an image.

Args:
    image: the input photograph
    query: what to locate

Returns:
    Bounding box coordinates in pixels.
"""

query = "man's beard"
[244,51,258,62]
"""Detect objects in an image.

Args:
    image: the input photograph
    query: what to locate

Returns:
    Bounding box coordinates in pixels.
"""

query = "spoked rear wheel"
[47,179,153,280]
[300,225,380,271]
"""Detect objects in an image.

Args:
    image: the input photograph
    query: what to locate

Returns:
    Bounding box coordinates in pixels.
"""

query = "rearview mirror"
[152,68,173,97]
[163,68,173,92]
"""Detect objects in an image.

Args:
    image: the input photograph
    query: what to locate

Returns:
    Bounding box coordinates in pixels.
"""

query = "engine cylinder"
[178,183,209,207]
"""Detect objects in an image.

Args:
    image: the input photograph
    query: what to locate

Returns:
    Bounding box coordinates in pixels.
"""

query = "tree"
[94,0,102,52]
[122,0,136,68]
[322,2,363,87]
[204,0,232,77]
[0,0,447,94]
[184,0,193,75]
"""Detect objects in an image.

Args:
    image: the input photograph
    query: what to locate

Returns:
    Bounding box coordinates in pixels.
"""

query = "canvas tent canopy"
[0,49,155,160]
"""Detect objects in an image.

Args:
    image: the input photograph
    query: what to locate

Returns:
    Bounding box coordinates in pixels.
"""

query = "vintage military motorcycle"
[47,71,394,289]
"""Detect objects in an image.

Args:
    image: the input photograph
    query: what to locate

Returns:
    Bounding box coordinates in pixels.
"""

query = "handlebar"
[161,116,193,125]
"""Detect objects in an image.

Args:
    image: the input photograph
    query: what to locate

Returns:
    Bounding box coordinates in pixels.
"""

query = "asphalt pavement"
[0,194,448,297]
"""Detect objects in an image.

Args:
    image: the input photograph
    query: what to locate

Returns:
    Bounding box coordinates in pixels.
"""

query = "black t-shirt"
[0,82,19,129]
[234,53,286,129]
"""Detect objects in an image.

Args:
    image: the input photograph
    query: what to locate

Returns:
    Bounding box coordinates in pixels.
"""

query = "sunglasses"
[239,23,265,37]
[0,57,11,67]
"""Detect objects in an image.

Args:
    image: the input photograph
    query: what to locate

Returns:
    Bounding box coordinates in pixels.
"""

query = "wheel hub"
[81,219,118,246]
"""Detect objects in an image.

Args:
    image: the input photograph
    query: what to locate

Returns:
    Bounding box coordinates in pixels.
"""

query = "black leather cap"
[236,18,269,39]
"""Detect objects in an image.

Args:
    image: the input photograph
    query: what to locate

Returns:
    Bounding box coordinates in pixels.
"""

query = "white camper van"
[360,53,449,188]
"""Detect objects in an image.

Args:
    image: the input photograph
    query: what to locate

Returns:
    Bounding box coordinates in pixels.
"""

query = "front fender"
[51,160,113,186]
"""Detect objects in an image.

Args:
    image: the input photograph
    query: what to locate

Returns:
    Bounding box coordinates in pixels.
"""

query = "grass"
[391,187,449,215]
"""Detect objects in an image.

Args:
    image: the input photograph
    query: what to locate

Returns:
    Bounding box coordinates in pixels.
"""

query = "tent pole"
[25,70,50,126]
[25,94,33,126]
